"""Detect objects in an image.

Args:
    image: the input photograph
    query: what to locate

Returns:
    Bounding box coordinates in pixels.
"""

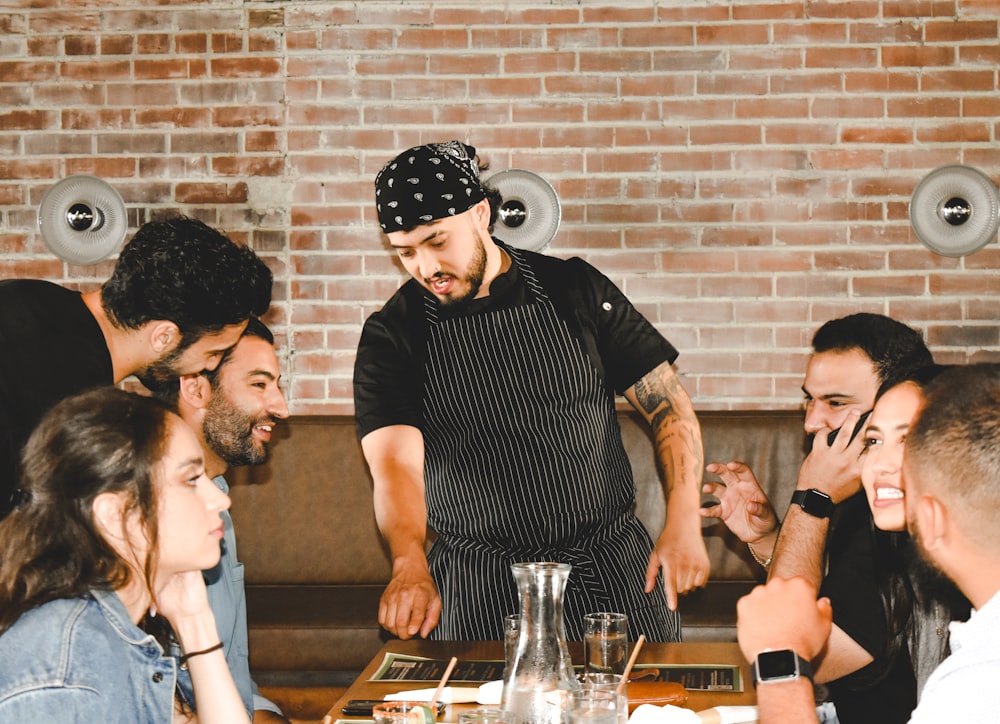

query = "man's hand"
[645,520,710,610]
[798,409,868,502]
[379,563,442,640]
[701,461,779,545]
[736,576,832,663]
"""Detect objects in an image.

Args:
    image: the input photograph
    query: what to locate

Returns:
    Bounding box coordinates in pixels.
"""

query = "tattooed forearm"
[634,369,679,427]
[630,363,703,495]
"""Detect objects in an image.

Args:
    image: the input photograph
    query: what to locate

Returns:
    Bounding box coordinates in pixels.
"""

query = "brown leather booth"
[228,410,807,679]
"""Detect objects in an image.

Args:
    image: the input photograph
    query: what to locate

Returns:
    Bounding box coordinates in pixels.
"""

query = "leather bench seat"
[230,410,805,676]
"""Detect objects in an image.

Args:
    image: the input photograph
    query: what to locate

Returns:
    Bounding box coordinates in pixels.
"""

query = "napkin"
[384,687,481,704]
[476,680,504,705]
[627,704,758,724]
[629,704,700,724]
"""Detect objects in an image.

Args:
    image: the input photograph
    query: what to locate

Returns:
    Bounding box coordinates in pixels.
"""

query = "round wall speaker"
[485,168,561,252]
[909,165,1000,257]
[37,175,127,265]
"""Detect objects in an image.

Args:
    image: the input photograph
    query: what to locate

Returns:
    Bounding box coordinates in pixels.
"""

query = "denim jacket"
[0,589,177,722]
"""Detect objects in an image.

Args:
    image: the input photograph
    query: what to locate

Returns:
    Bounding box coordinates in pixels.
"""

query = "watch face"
[757,649,799,681]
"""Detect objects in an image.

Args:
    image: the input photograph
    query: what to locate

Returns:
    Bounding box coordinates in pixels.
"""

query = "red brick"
[925,19,998,42]
[175,182,248,204]
[211,57,281,78]
[916,121,991,143]
[840,126,914,144]
[621,24,693,48]
[882,45,956,67]
[805,46,878,68]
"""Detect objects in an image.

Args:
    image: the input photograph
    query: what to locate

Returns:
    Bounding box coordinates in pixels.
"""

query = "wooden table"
[325,640,755,722]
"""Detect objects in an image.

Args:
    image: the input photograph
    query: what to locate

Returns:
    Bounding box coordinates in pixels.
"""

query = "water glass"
[458,707,512,724]
[583,612,628,675]
[579,673,628,724]
[503,613,521,673]
[564,689,617,724]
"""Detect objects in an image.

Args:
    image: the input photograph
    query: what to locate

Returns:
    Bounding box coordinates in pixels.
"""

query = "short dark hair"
[906,364,1000,548]
[100,216,272,348]
[146,317,275,408]
[812,313,934,390]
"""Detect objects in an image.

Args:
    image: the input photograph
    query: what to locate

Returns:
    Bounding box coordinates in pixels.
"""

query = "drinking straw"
[429,656,460,707]
[616,634,646,697]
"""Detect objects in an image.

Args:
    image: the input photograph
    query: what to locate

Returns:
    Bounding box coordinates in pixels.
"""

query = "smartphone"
[826,409,872,446]
[342,700,447,717]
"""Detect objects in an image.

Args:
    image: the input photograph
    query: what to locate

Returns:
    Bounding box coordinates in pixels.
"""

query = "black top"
[0,280,113,518]
[821,491,918,723]
[353,242,679,439]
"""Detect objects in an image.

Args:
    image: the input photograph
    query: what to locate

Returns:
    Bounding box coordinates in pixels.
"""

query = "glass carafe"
[502,561,580,724]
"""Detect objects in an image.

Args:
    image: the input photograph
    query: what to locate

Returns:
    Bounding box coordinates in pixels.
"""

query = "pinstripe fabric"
[421,248,679,643]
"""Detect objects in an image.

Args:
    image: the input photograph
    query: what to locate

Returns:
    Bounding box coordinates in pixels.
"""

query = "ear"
[178,373,212,411]
[915,494,949,552]
[472,197,492,229]
[147,321,180,356]
[92,491,127,542]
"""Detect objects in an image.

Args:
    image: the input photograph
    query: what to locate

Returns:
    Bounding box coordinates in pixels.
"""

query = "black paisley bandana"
[375,140,487,233]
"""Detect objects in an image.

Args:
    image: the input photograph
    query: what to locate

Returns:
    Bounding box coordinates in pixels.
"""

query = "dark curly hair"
[100,216,273,352]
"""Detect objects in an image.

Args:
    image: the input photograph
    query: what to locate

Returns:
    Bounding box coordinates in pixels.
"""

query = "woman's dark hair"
[100,216,273,352]
[860,365,969,688]
[0,387,173,634]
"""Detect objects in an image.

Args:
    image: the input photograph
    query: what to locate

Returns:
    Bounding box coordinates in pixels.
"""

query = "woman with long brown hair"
[0,386,249,722]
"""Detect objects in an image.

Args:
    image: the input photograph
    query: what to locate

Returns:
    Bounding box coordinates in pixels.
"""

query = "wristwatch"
[752,649,814,687]
[791,488,834,519]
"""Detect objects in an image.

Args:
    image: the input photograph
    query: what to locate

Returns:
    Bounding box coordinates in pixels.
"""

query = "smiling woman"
[0,387,250,723]
[860,365,972,701]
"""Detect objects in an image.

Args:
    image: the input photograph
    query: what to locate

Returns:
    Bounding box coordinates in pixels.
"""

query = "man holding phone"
[701,313,934,723]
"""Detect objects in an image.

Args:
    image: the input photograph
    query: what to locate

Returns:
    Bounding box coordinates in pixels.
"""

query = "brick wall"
[2,0,998,414]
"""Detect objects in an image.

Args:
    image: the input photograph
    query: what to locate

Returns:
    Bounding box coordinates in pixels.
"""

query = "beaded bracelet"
[748,542,773,570]
[179,641,224,668]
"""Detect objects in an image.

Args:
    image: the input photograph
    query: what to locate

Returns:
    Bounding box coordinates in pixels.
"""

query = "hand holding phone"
[826,410,872,446]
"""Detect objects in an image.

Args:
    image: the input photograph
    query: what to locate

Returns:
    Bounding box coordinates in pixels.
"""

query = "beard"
[137,343,188,386]
[202,390,272,468]
[907,518,971,619]
[430,230,488,308]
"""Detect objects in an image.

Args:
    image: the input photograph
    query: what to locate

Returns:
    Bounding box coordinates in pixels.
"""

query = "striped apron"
[421,248,679,642]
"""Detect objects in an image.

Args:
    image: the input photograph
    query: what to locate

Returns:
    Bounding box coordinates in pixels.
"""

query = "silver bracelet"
[748,542,772,570]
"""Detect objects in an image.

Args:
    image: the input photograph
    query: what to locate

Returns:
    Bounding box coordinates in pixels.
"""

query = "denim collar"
[89,589,164,655]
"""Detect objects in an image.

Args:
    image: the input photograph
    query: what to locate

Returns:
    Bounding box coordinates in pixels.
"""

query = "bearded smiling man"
[354,140,709,644]
[149,317,291,724]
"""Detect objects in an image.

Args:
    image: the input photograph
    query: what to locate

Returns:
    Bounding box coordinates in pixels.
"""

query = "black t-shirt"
[353,243,679,439]
[821,491,918,723]
[0,280,113,517]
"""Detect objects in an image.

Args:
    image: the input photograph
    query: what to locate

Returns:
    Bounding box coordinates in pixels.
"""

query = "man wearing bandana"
[353,141,709,642]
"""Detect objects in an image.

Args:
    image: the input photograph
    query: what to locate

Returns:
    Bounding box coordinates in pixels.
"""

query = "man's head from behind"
[102,216,273,380]
[903,364,1000,603]
[152,318,288,471]
[802,313,933,434]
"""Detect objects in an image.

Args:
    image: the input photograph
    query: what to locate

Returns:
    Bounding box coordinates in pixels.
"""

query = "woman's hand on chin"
[156,570,211,624]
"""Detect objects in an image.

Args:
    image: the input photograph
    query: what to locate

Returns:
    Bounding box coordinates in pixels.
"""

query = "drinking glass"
[583,612,628,675]
[503,613,521,675]
[458,707,512,724]
[564,689,617,724]
[579,673,627,724]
